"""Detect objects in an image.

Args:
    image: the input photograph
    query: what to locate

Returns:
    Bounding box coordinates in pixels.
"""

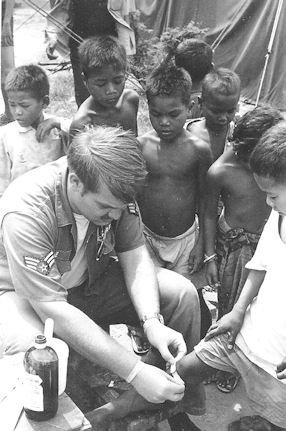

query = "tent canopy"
[140,0,286,110]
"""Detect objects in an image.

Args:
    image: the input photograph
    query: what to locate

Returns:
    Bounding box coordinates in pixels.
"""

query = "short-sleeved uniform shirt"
[0,157,144,301]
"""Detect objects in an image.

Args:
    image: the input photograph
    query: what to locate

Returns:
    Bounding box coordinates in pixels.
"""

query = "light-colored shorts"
[195,333,286,428]
[144,220,198,278]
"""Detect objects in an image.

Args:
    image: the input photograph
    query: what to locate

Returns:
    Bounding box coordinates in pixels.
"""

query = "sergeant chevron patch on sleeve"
[24,251,56,275]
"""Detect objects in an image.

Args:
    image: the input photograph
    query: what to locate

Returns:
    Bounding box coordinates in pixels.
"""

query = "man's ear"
[69,172,83,192]
[198,96,203,106]
[42,95,50,109]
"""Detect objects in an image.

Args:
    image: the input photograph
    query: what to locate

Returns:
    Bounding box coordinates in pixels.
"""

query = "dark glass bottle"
[23,334,58,421]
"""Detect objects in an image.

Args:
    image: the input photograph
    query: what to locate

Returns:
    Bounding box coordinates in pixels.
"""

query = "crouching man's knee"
[156,268,201,351]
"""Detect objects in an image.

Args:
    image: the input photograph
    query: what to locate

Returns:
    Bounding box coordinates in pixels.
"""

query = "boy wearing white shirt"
[175,122,286,430]
[0,64,69,197]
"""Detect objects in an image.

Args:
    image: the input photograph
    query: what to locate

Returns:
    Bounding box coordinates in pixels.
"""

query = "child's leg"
[176,350,216,384]
[87,352,211,427]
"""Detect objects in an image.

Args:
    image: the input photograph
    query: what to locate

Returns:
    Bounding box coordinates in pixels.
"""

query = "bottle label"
[22,371,44,412]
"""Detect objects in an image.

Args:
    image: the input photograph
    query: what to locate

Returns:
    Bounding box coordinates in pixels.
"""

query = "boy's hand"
[204,308,244,349]
[188,241,203,274]
[132,362,185,403]
[36,117,61,142]
[276,358,286,380]
[144,320,187,365]
[205,260,220,289]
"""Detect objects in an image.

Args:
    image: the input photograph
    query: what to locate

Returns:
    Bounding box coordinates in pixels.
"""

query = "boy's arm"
[205,269,265,346]
[188,142,212,273]
[0,132,12,198]
[127,89,139,136]
[36,117,71,143]
[69,112,91,144]
[232,269,265,315]
[203,163,224,287]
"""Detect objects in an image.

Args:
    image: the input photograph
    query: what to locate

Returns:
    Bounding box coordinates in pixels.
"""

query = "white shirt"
[61,214,89,290]
[236,210,286,380]
[0,114,69,197]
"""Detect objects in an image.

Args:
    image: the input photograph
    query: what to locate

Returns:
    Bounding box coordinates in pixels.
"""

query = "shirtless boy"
[187,67,241,161]
[69,35,139,137]
[124,60,211,431]
[138,61,212,279]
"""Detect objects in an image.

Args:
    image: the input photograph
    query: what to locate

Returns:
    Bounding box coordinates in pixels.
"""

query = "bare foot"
[203,370,219,385]
[216,371,240,393]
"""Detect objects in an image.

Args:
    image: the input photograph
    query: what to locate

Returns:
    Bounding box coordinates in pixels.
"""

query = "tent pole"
[255,0,284,106]
[165,0,172,30]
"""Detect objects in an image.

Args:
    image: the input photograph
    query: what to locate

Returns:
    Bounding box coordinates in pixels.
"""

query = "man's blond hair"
[68,126,146,202]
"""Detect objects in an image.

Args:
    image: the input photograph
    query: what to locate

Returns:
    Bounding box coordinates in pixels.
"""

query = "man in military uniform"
[0,126,203,420]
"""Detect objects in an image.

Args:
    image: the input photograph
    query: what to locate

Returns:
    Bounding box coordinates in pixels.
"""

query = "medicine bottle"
[23,334,58,421]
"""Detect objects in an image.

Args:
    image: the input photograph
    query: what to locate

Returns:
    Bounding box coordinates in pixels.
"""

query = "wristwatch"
[140,312,164,327]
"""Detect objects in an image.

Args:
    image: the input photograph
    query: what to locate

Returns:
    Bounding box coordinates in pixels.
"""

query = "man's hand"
[205,260,220,289]
[188,240,203,274]
[36,117,61,142]
[204,308,245,349]
[276,358,286,380]
[132,362,185,403]
[144,321,187,365]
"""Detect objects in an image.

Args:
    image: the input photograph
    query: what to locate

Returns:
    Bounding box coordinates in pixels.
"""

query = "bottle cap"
[34,334,47,348]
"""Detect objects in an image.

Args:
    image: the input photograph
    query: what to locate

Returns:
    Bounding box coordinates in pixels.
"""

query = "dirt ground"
[3,2,258,430]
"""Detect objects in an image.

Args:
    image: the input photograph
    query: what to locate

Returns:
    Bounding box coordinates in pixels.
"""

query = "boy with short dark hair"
[0,64,68,197]
[69,35,139,137]
[138,60,212,279]
[174,38,214,119]
[187,67,241,161]
[87,62,211,430]
[204,105,283,393]
[175,122,286,430]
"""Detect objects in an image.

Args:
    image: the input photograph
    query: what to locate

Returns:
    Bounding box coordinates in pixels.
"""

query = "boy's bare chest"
[209,130,227,159]
[146,146,198,178]
[89,104,136,130]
